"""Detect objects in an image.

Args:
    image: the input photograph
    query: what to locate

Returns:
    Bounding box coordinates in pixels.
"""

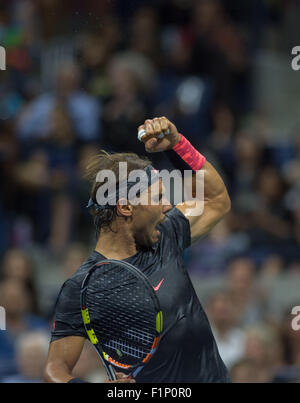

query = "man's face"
[131,180,172,248]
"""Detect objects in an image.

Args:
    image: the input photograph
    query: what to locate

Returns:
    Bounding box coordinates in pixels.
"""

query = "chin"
[148,237,159,247]
[151,231,160,245]
[137,229,160,249]
[143,236,159,249]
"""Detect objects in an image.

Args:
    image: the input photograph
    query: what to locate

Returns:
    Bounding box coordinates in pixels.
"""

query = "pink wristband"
[173,134,206,171]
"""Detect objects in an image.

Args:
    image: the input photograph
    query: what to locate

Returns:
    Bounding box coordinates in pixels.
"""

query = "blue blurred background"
[0,0,300,383]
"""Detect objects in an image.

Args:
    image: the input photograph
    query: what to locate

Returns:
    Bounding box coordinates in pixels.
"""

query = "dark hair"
[85,150,151,236]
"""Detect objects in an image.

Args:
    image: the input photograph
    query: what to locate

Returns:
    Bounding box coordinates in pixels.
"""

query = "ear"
[116,198,133,217]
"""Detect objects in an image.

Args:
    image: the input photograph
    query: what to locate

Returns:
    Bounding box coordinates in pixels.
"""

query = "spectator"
[232,131,263,208]
[16,61,101,142]
[243,324,284,381]
[62,242,89,279]
[225,257,265,326]
[129,6,160,63]
[1,248,40,315]
[188,216,249,276]
[13,88,90,250]
[282,135,300,187]
[206,291,246,369]
[260,255,284,278]
[230,359,269,383]
[230,358,270,383]
[0,121,18,254]
[102,52,156,157]
[1,331,49,383]
[188,0,251,113]
[0,279,48,378]
[290,202,300,247]
[253,165,291,241]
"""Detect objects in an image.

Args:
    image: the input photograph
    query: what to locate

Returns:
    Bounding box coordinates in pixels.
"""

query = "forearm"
[44,360,74,383]
[44,337,85,383]
[200,160,231,211]
[165,135,230,212]
[166,135,231,241]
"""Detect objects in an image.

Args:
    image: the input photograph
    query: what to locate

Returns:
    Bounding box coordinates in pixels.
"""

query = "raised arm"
[138,116,231,244]
[177,159,231,243]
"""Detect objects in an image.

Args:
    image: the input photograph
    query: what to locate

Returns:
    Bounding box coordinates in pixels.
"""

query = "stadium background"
[0,0,300,383]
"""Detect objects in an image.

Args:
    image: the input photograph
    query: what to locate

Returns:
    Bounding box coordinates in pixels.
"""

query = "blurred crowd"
[0,0,300,383]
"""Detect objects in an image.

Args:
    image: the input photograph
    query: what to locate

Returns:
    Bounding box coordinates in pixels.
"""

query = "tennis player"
[44,116,231,383]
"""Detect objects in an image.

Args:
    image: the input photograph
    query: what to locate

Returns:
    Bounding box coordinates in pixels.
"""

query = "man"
[44,117,231,383]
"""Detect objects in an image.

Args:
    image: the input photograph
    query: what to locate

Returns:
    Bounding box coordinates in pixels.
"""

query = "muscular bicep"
[44,336,85,383]
[176,160,231,244]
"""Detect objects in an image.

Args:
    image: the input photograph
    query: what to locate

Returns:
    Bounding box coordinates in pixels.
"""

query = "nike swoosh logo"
[153,278,164,291]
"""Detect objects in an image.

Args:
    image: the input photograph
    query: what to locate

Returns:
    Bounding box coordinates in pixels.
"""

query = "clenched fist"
[137,117,181,153]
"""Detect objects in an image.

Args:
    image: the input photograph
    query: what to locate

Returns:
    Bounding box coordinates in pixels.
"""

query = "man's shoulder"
[160,206,186,229]
[53,255,97,312]
[159,206,191,250]
[165,206,189,220]
[63,253,98,288]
